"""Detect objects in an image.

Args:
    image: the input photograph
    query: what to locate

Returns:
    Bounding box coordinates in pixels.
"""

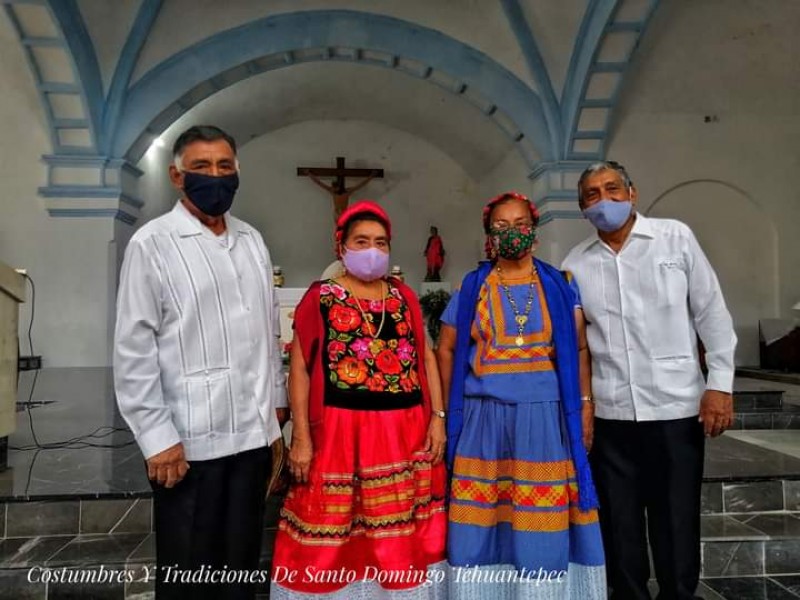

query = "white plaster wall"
[0,16,116,368]
[229,120,481,290]
[608,0,800,367]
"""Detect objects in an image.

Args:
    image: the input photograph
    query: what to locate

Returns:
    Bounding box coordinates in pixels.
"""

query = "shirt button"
[204,369,209,375]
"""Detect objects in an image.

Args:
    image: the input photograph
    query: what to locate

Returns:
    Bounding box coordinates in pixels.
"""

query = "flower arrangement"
[418,289,452,344]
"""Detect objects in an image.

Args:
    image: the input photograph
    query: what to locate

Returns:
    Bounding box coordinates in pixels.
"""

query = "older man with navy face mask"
[114,125,287,599]
[562,161,737,600]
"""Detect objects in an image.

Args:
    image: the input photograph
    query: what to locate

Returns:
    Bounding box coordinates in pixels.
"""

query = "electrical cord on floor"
[11,272,135,451]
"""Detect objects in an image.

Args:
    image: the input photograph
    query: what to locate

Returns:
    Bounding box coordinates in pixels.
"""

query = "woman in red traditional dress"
[270,201,447,599]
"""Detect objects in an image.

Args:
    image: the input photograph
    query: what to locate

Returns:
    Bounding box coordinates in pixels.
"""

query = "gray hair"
[577,161,633,202]
[172,125,237,171]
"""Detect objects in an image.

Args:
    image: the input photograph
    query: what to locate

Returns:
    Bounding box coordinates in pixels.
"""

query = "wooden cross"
[297,156,384,218]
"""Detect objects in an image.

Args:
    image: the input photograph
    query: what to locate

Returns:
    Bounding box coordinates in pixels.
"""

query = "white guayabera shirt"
[562,213,737,421]
[114,201,287,461]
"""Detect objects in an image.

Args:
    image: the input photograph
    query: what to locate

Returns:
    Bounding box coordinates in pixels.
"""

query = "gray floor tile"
[740,514,800,539]
[47,533,147,567]
[703,577,799,599]
[702,515,769,541]
[0,535,74,568]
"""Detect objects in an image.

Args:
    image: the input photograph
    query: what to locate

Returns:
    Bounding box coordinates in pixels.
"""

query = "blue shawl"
[445,258,598,511]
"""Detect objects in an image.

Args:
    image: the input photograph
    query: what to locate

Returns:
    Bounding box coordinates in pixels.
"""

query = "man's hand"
[582,401,595,452]
[698,390,734,437]
[146,442,189,489]
[288,437,313,484]
[424,417,447,465]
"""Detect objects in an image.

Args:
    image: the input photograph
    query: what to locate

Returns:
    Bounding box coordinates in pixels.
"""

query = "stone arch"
[113,10,554,166]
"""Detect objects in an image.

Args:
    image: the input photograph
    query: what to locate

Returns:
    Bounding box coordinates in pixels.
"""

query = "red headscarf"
[334,200,392,257]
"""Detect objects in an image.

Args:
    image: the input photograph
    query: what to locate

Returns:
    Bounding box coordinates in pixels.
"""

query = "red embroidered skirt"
[271,404,447,594]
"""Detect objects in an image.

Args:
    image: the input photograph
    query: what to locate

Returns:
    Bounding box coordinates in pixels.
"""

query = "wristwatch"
[432,409,446,419]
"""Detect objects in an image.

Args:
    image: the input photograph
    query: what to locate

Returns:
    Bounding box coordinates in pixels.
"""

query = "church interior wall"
[230,119,483,289]
[0,15,115,368]
[1,1,797,368]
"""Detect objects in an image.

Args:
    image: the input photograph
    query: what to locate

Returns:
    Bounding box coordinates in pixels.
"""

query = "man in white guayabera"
[563,160,737,600]
[114,125,287,600]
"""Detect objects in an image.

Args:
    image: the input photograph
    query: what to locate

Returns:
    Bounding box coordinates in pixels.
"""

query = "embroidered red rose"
[366,374,387,392]
[327,340,347,361]
[400,375,416,393]
[329,304,361,332]
[395,321,410,336]
[385,298,402,313]
[375,349,402,375]
[362,320,377,337]
[336,357,368,385]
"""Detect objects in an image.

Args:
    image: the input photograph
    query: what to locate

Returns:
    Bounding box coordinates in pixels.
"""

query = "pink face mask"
[342,247,390,282]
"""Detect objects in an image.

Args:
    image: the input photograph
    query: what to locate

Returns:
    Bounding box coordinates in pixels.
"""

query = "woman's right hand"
[288,437,313,483]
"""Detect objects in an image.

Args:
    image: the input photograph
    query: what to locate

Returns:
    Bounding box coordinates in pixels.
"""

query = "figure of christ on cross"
[297,156,384,219]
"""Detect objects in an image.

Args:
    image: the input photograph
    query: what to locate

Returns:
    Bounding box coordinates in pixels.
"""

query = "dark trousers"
[591,417,705,600]
[150,445,272,600]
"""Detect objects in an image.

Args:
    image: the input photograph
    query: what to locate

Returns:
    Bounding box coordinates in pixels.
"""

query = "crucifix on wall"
[297,156,384,219]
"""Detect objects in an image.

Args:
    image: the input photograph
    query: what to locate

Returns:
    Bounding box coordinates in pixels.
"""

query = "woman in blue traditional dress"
[437,192,606,599]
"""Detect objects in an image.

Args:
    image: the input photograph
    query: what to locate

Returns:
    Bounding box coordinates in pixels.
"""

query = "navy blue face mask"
[182,171,239,216]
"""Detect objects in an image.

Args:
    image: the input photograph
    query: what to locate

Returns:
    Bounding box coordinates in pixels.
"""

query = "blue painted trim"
[607,21,643,32]
[580,99,613,109]
[3,4,60,150]
[52,118,89,128]
[596,2,661,158]
[47,208,137,224]
[500,0,561,153]
[53,145,99,155]
[528,160,594,180]
[101,0,163,153]
[42,154,106,166]
[538,210,585,226]
[115,161,144,178]
[21,36,62,46]
[112,10,554,161]
[39,185,123,198]
[120,193,144,209]
[560,0,618,158]
[46,0,103,150]
[592,61,626,73]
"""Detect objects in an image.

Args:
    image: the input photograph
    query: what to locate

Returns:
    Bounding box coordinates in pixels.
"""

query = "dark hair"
[341,213,390,244]
[172,125,237,161]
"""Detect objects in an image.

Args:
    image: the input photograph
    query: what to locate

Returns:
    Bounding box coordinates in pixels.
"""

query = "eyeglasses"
[490,220,534,232]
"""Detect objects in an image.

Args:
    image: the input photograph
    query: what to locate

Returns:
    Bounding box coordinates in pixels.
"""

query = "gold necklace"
[342,276,387,346]
[496,263,537,347]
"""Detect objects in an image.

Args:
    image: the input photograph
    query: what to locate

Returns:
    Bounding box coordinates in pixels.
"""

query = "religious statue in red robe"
[424,226,445,281]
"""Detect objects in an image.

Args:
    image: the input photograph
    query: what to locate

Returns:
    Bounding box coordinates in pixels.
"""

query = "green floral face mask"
[490,225,536,260]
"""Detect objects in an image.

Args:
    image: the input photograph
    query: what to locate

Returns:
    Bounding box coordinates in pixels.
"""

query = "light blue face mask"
[583,199,633,232]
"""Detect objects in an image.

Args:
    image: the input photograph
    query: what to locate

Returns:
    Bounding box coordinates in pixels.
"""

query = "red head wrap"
[334,200,392,258]
[482,191,540,259]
